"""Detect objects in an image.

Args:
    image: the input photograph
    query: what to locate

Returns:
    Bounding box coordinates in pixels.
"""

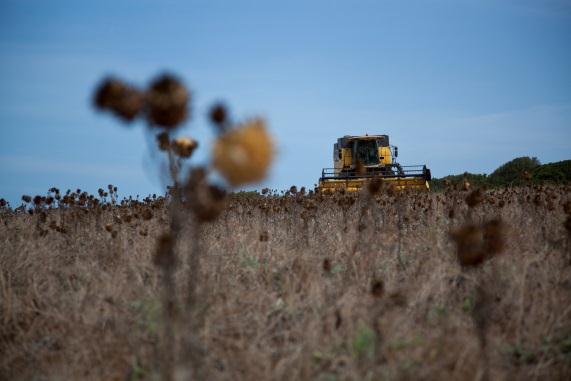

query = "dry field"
[1,185,570,381]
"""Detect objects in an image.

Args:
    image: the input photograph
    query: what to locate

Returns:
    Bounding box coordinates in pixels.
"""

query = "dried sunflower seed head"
[465,188,483,208]
[156,132,170,151]
[209,103,229,130]
[368,177,383,195]
[171,137,198,158]
[450,218,505,267]
[93,77,144,122]
[146,74,189,128]
[33,195,43,206]
[212,118,274,186]
[322,258,332,273]
[259,231,269,242]
[370,279,384,298]
[450,225,484,267]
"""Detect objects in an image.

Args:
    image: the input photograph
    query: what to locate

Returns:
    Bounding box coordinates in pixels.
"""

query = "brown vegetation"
[1,185,570,380]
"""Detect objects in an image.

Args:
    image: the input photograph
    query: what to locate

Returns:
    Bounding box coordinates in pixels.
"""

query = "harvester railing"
[320,164,428,180]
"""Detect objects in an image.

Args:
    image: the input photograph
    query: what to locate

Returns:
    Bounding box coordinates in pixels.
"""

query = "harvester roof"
[342,134,388,140]
[338,134,389,148]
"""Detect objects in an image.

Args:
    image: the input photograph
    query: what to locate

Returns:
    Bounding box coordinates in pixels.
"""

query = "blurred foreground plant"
[450,196,507,381]
[93,72,275,380]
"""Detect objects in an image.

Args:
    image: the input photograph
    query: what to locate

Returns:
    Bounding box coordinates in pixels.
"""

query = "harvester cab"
[318,134,431,193]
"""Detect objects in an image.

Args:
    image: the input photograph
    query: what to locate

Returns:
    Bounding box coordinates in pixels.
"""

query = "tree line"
[431,157,571,190]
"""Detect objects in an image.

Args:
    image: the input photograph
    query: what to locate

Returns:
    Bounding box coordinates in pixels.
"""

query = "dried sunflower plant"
[93,73,274,380]
[449,186,506,381]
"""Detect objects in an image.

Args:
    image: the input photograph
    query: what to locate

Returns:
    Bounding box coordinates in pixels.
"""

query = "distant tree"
[488,157,540,186]
[533,160,571,184]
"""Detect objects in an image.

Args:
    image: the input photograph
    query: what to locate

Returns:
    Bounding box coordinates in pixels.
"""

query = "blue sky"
[1,0,570,204]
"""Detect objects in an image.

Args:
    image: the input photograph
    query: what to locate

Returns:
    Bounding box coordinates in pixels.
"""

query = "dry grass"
[1,185,570,380]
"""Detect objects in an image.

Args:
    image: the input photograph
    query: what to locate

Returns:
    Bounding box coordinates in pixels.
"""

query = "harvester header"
[317,134,431,193]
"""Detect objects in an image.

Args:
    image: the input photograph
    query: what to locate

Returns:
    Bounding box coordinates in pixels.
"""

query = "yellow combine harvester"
[318,134,431,193]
